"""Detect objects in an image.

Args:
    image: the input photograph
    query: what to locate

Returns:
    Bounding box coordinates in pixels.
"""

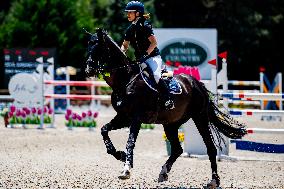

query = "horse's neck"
[104,70,131,92]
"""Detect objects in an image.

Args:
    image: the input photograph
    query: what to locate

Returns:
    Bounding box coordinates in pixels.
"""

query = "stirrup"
[165,100,175,110]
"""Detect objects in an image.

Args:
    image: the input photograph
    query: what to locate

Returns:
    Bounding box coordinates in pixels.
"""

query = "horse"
[84,28,247,188]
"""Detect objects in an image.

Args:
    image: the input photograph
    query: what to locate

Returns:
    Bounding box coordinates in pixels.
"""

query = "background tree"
[0,0,96,81]
[154,0,284,80]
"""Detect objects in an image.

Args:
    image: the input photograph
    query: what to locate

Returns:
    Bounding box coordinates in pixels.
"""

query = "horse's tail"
[190,76,247,140]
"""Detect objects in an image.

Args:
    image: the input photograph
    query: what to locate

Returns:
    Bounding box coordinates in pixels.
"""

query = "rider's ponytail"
[143,13,150,20]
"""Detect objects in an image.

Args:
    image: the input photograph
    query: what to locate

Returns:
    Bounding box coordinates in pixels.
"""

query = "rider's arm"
[121,40,130,54]
[146,35,157,55]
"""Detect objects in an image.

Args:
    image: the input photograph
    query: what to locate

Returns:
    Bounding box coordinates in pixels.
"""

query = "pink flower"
[77,115,82,121]
[21,111,26,118]
[65,114,70,121]
[44,106,48,113]
[16,110,21,117]
[72,113,77,120]
[93,112,98,118]
[87,110,92,117]
[25,109,31,115]
[48,108,53,114]
[66,109,72,116]
[8,112,14,118]
[82,112,87,118]
[31,107,36,114]
[10,105,16,113]
[37,108,42,115]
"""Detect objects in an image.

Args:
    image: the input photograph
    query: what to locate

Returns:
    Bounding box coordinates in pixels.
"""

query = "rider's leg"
[146,56,174,110]
[157,78,174,110]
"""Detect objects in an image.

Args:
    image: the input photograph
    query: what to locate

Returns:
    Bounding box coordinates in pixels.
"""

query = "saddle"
[139,63,182,94]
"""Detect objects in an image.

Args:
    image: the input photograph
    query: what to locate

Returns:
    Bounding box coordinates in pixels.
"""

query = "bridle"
[88,31,139,74]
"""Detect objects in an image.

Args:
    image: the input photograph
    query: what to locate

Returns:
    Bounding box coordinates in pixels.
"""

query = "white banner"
[154,28,217,80]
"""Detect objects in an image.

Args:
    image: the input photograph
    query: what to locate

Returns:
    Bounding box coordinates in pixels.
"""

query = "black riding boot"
[157,79,175,110]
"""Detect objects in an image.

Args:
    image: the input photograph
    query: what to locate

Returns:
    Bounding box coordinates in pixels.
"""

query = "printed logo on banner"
[160,39,209,67]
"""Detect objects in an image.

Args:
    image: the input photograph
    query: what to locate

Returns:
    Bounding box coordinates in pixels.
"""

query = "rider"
[121,1,174,110]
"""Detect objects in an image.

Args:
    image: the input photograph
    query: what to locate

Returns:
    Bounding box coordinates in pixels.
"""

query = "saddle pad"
[141,71,182,94]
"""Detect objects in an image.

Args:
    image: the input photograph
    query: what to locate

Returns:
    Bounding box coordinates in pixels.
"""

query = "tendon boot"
[157,79,175,110]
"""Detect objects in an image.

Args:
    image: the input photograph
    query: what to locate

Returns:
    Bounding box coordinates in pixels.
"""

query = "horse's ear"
[96,28,108,35]
[96,28,102,33]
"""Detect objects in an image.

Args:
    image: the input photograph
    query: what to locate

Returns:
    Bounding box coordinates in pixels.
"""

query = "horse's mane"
[99,29,129,66]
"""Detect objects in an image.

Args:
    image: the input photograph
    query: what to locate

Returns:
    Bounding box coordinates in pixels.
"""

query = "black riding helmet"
[125,1,144,15]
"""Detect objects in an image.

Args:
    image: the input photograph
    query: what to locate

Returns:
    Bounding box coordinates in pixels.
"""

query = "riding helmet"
[125,1,144,14]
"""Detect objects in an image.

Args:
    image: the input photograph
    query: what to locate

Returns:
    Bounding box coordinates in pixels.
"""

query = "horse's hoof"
[158,173,168,182]
[206,179,218,189]
[118,170,130,180]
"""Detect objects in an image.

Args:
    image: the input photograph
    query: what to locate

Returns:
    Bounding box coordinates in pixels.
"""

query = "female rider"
[121,1,174,110]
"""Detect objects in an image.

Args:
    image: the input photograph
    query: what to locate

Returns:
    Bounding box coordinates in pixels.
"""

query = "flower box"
[65,109,98,131]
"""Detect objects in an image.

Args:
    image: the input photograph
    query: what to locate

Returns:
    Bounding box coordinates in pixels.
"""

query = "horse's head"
[84,28,129,78]
[84,28,105,77]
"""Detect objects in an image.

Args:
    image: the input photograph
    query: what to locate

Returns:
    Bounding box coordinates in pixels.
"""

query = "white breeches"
[145,55,162,83]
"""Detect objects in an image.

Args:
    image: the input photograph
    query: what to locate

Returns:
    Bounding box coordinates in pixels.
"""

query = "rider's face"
[127,11,138,22]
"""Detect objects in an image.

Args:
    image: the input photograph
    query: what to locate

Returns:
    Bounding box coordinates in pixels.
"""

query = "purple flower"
[93,112,98,118]
[25,109,31,115]
[8,112,14,118]
[37,108,42,115]
[82,112,87,118]
[72,113,77,120]
[77,115,82,121]
[21,111,26,118]
[66,109,72,116]
[31,107,36,114]
[44,106,48,113]
[16,110,21,117]
[65,114,70,121]
[87,110,92,117]
[10,105,16,113]
[48,108,53,115]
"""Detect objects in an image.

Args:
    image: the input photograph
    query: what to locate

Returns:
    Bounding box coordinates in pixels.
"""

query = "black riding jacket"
[124,18,160,59]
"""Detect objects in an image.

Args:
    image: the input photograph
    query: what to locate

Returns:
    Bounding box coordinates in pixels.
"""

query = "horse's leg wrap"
[101,123,117,155]
[125,118,141,168]
[101,114,129,162]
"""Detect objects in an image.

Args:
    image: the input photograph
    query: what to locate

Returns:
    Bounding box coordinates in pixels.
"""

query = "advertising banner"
[154,29,217,80]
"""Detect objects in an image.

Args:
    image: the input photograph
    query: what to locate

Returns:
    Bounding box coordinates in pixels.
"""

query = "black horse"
[84,28,247,187]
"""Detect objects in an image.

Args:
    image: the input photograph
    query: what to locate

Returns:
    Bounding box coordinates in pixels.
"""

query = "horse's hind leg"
[192,115,220,188]
[158,123,183,182]
[101,113,129,162]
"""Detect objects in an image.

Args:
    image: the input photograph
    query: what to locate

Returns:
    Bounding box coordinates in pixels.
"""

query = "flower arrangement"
[65,109,98,128]
[3,105,53,125]
[163,132,185,143]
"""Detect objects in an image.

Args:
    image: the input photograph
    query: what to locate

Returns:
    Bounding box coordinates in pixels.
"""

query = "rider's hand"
[138,54,149,63]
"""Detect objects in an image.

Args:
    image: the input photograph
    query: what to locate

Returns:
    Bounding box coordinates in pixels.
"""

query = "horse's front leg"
[101,114,129,162]
[118,117,141,180]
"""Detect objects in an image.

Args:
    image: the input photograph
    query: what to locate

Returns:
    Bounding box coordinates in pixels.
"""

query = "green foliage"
[141,124,155,130]
[0,0,97,68]
[0,0,282,81]
[154,0,284,79]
